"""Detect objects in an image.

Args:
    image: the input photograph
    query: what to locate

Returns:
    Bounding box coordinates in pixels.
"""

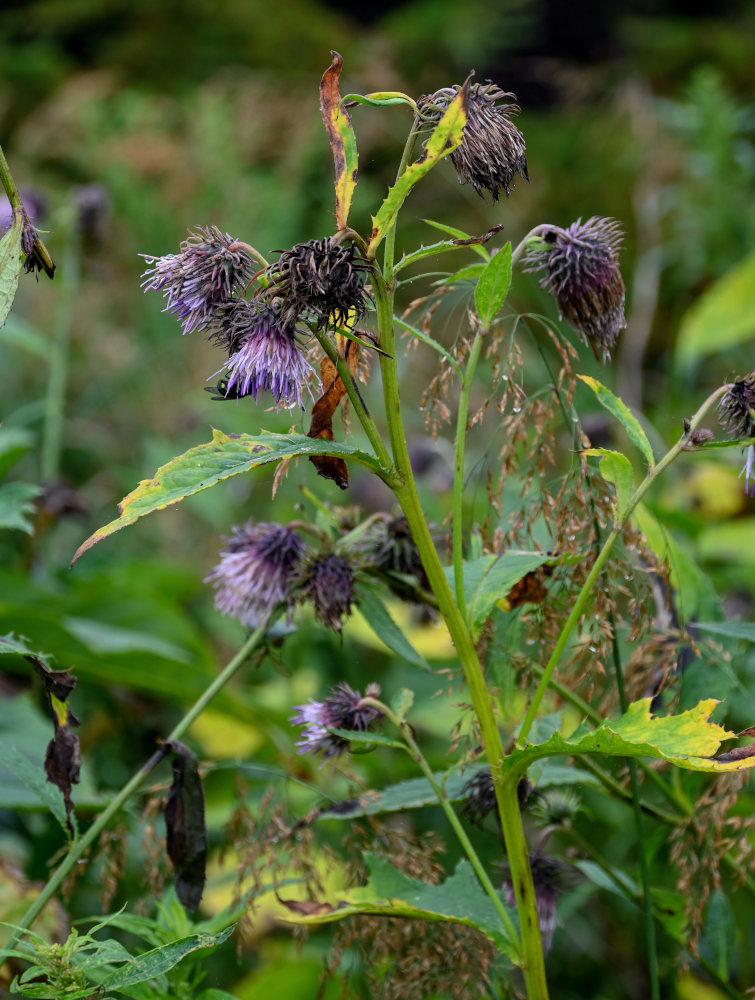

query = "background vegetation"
[1,2,754,997]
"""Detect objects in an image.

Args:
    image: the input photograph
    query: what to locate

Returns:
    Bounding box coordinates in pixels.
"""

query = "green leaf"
[421,219,491,261]
[369,88,467,255]
[0,746,70,837]
[0,218,23,329]
[474,243,512,328]
[675,250,755,368]
[318,765,488,820]
[342,91,416,109]
[504,698,755,777]
[697,517,755,565]
[443,551,554,639]
[102,926,235,988]
[0,482,40,533]
[577,375,655,469]
[277,852,517,959]
[72,429,389,563]
[631,503,709,619]
[582,448,635,521]
[0,633,53,663]
[695,621,755,643]
[390,687,414,721]
[356,586,429,669]
[328,729,406,751]
[432,263,486,286]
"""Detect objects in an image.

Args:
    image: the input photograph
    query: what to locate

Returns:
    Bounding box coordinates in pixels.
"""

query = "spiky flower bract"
[206,521,304,627]
[298,552,355,631]
[718,373,755,495]
[211,299,316,409]
[266,237,370,330]
[141,225,256,336]
[461,769,533,827]
[291,681,382,759]
[525,217,626,363]
[418,82,528,201]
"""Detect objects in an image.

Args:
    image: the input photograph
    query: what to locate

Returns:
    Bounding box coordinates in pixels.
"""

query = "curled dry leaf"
[164,739,207,911]
[29,655,80,835]
[307,339,360,490]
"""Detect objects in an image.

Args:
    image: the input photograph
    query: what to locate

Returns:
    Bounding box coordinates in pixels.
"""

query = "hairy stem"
[0,623,270,965]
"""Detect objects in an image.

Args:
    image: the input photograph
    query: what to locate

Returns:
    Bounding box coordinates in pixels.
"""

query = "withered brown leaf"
[307,340,360,490]
[164,739,207,912]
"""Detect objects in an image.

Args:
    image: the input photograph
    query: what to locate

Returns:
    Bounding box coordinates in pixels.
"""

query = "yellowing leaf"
[319,52,359,230]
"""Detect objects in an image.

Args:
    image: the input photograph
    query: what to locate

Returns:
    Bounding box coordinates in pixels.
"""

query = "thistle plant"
[3,51,755,1000]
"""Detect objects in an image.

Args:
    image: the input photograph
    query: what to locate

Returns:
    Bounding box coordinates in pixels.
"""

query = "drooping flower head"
[141,225,256,335]
[525,217,626,363]
[503,855,574,953]
[291,681,382,760]
[211,299,316,409]
[266,237,370,330]
[297,552,355,632]
[461,768,532,828]
[206,521,305,627]
[718,373,755,495]
[418,81,528,201]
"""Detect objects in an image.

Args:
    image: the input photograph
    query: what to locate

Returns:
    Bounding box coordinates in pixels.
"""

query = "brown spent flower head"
[266,237,370,331]
[418,81,528,201]
[298,552,356,631]
[525,217,626,363]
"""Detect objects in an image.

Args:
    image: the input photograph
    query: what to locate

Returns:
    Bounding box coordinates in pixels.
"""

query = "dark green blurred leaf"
[0,482,40,533]
[356,585,429,669]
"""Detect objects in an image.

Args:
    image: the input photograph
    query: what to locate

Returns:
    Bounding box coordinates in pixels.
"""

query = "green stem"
[312,327,394,473]
[510,225,553,269]
[367,698,520,953]
[453,325,485,615]
[0,623,270,966]
[373,254,549,994]
[518,382,732,746]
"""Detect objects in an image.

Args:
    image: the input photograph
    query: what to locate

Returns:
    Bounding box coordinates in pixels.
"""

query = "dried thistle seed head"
[525,217,626,363]
[418,81,528,201]
[718,374,755,439]
[461,769,532,827]
[206,521,304,627]
[503,854,575,953]
[297,552,355,631]
[267,237,370,330]
[210,299,316,409]
[140,225,256,336]
[291,681,382,759]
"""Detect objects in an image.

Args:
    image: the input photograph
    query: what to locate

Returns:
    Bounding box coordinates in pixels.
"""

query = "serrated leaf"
[578,375,655,469]
[582,448,634,521]
[277,852,518,959]
[0,481,40,533]
[390,687,414,721]
[0,218,23,328]
[443,551,554,639]
[102,926,235,988]
[675,250,755,368]
[320,52,358,230]
[72,429,389,563]
[369,88,467,255]
[475,243,512,327]
[356,586,429,669]
[505,698,755,777]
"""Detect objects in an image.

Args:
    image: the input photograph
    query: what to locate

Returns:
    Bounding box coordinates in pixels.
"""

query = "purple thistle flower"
[418,81,528,201]
[525,217,626,363]
[141,225,256,336]
[212,299,316,409]
[298,552,356,632]
[718,374,755,496]
[206,521,304,627]
[291,681,382,759]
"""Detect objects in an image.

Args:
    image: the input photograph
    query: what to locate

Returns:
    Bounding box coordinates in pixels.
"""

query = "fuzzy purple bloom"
[525,217,626,363]
[141,225,256,336]
[291,681,382,759]
[418,81,528,201]
[212,299,316,409]
[298,552,355,632]
[718,374,755,496]
[206,521,304,627]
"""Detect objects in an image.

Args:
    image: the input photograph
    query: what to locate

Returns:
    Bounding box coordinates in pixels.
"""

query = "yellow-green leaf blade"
[578,375,655,469]
[320,51,359,231]
[582,447,635,522]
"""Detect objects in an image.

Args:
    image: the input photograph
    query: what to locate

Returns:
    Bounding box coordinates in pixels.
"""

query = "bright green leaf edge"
[578,375,655,469]
[277,852,517,959]
[475,242,512,328]
[505,698,753,778]
[72,429,391,563]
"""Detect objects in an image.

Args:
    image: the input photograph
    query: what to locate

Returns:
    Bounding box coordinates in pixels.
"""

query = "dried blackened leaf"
[164,739,207,912]
[307,342,360,490]
[502,563,554,610]
[29,655,81,835]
